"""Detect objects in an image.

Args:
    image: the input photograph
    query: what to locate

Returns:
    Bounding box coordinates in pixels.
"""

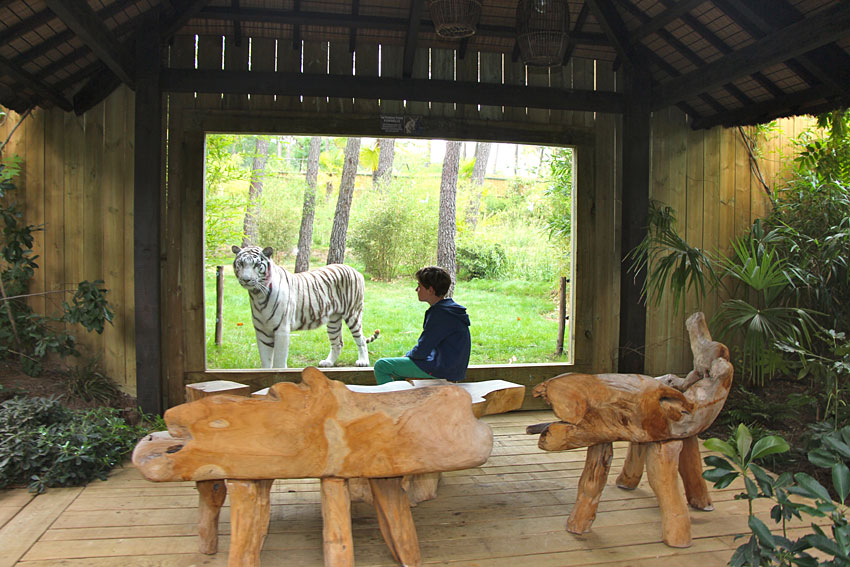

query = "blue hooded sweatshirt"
[406,298,471,382]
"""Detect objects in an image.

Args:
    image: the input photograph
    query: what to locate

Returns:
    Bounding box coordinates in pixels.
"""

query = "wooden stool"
[133,368,519,567]
[527,312,733,548]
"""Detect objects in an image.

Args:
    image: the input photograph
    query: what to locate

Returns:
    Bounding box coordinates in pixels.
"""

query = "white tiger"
[231,245,379,368]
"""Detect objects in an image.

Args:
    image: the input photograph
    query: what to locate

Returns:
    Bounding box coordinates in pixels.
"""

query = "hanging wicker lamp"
[516,0,570,67]
[428,0,483,38]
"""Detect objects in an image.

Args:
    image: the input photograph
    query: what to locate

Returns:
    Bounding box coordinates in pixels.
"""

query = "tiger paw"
[318,359,334,367]
[355,360,370,367]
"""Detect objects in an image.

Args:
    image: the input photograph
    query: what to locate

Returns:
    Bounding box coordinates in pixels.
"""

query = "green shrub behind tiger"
[231,245,379,368]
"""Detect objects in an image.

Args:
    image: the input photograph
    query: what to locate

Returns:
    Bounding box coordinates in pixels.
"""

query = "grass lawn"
[204,264,570,369]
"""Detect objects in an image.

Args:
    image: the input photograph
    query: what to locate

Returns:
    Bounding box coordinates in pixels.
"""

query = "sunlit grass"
[204,265,569,369]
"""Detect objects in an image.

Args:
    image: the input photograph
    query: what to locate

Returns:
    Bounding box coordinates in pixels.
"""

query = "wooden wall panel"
[223,36,249,110]
[644,110,813,375]
[479,52,502,121]
[303,40,329,113]
[430,48,454,117]
[354,43,379,115]
[0,92,137,392]
[24,110,45,316]
[249,37,277,110]
[328,41,354,115]
[196,35,223,110]
[379,44,404,115]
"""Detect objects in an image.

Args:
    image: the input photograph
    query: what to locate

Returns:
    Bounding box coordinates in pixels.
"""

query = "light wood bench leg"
[226,479,272,567]
[369,477,422,567]
[647,440,691,548]
[321,478,354,567]
[197,479,227,554]
[679,435,713,511]
[567,442,613,534]
[616,442,647,489]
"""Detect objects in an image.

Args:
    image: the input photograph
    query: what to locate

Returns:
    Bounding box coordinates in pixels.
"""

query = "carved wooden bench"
[133,369,524,567]
[527,312,733,547]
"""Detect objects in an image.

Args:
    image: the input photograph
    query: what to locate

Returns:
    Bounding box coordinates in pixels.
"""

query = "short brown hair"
[415,266,452,297]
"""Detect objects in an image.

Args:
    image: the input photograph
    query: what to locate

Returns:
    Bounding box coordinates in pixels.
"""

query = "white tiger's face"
[232,245,275,292]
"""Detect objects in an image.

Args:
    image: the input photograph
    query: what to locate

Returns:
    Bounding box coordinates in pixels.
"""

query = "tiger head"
[232,245,275,292]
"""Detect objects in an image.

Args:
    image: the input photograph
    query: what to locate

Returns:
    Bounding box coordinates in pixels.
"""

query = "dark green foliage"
[348,182,437,279]
[66,359,122,404]
[629,201,717,315]
[703,424,850,566]
[0,396,151,493]
[456,238,507,280]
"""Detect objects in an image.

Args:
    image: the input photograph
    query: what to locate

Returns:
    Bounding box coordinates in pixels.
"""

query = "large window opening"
[203,134,575,370]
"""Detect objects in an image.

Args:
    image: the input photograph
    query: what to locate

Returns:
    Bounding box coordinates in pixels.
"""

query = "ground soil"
[0,359,142,421]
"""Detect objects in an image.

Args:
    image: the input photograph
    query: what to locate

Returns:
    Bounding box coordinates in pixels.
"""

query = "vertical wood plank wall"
[0,86,136,392]
[0,38,813,401]
[644,109,813,375]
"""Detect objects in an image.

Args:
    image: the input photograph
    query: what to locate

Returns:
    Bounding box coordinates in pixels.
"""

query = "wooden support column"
[134,23,164,414]
[618,63,651,374]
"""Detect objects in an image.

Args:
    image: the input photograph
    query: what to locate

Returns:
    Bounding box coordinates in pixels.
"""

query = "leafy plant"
[66,358,122,404]
[348,181,437,279]
[0,396,154,493]
[628,200,717,314]
[704,423,850,566]
[456,238,508,280]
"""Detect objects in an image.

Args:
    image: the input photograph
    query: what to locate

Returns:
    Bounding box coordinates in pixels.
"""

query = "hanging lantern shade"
[516,0,570,67]
[428,0,483,38]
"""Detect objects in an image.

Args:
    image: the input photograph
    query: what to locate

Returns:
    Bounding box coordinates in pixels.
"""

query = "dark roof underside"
[1,0,848,129]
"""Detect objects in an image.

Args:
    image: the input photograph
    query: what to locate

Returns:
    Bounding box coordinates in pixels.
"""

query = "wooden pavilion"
[1,0,849,413]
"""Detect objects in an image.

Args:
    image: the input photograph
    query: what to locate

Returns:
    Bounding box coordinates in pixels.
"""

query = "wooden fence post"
[215,266,224,346]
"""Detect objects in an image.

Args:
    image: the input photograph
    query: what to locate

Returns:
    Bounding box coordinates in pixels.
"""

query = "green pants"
[373,357,432,385]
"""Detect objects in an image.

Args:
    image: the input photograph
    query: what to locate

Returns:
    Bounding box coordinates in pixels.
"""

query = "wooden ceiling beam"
[0,56,72,111]
[402,0,424,79]
[161,68,624,114]
[160,0,211,39]
[197,6,609,45]
[44,0,135,86]
[690,85,843,130]
[653,2,850,110]
[585,0,638,68]
[714,0,850,94]
[628,0,705,42]
[0,10,54,45]
[563,4,590,64]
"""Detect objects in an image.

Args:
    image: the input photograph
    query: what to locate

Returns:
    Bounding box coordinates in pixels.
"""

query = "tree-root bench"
[527,312,734,548]
[132,369,525,567]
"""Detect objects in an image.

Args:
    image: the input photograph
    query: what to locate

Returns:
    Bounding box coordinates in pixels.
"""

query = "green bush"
[457,238,508,280]
[0,396,151,493]
[257,190,300,255]
[348,182,437,279]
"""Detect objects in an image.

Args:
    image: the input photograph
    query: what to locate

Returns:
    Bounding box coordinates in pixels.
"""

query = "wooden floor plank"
[11,412,799,567]
[0,487,82,567]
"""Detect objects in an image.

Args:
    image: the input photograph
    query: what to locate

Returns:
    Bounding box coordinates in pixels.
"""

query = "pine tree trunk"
[327,137,361,265]
[295,137,321,272]
[438,140,461,296]
[373,138,395,188]
[242,136,269,247]
[466,142,492,230]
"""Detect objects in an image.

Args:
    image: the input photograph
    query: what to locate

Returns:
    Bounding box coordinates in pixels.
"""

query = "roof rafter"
[585,0,639,68]
[0,55,72,111]
[653,2,850,109]
[714,0,850,94]
[628,0,706,42]
[402,0,424,79]
[44,0,135,86]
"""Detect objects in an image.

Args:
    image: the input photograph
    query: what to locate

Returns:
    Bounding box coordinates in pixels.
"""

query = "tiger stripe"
[232,245,379,368]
